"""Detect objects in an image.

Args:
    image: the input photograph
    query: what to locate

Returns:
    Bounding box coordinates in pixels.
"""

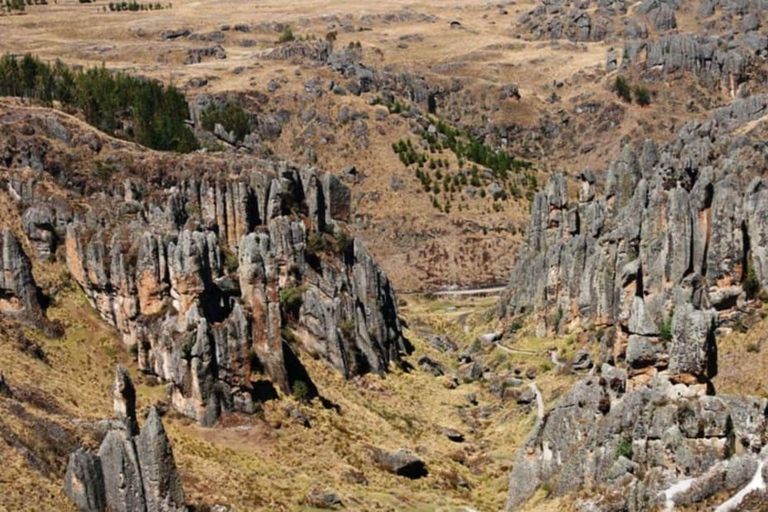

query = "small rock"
[418,355,445,376]
[370,448,428,479]
[429,335,459,353]
[571,350,594,372]
[0,370,10,397]
[478,332,502,344]
[441,427,465,443]
[516,387,536,405]
[307,488,342,509]
[457,362,483,383]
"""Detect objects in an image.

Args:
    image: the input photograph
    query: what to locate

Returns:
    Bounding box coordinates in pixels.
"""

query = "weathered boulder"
[370,447,428,479]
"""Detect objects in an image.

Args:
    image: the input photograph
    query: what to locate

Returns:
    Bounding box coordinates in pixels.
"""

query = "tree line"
[0,53,198,152]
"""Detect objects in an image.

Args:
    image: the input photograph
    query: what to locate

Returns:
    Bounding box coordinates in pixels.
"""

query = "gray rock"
[0,228,43,317]
[64,449,106,512]
[113,365,138,436]
[137,407,186,512]
[371,448,427,479]
[457,361,483,383]
[669,303,716,380]
[478,332,502,344]
[98,430,145,512]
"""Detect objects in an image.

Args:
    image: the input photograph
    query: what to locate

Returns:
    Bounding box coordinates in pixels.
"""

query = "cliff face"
[502,95,768,510]
[0,105,408,426]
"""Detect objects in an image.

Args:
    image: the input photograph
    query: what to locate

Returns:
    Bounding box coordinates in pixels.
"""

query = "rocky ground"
[3,0,768,511]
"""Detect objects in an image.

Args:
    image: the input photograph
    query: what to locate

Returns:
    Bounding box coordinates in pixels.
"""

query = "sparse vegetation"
[614,75,632,103]
[107,1,169,11]
[634,85,651,106]
[278,26,295,43]
[617,438,633,459]
[279,286,305,322]
[744,257,761,300]
[658,316,673,343]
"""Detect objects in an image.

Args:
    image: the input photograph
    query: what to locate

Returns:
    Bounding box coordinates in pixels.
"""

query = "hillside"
[3,0,768,511]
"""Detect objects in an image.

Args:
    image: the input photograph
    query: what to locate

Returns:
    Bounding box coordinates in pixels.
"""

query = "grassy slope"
[0,260,586,511]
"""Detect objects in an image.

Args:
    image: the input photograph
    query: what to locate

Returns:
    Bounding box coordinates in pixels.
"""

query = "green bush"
[617,438,633,459]
[634,85,651,106]
[279,286,305,321]
[221,245,239,273]
[334,229,352,255]
[201,100,251,143]
[278,26,295,43]
[614,76,632,103]
[340,319,355,339]
[292,379,310,401]
[658,317,673,343]
[0,54,197,152]
[744,258,761,300]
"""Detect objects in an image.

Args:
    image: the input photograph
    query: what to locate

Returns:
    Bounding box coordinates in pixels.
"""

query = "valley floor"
[0,276,582,511]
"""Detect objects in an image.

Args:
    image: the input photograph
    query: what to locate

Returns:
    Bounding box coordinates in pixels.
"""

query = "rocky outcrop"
[64,449,106,512]
[64,367,185,512]
[502,95,768,510]
[1,110,407,426]
[622,33,768,94]
[501,95,768,359]
[507,371,768,510]
[0,228,41,317]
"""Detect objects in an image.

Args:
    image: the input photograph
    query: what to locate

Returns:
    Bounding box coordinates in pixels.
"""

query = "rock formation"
[0,108,408,426]
[0,228,42,317]
[502,95,768,510]
[64,367,185,512]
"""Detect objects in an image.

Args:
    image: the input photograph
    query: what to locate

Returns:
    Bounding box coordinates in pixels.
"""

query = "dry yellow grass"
[0,269,584,511]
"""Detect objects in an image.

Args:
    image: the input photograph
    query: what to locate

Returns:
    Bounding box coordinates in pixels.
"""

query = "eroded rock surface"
[0,108,408,426]
[64,367,185,512]
[503,95,768,510]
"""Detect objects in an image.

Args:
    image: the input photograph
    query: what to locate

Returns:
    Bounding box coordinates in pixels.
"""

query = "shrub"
[292,380,310,401]
[747,342,761,353]
[658,317,673,343]
[278,26,295,43]
[744,258,761,300]
[201,100,251,143]
[340,319,355,339]
[634,85,651,106]
[279,286,305,321]
[614,75,631,103]
[306,233,329,256]
[221,245,239,273]
[617,438,633,459]
[334,229,352,255]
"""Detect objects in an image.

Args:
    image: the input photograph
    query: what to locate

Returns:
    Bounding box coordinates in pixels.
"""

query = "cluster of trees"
[201,100,251,143]
[392,118,539,213]
[0,53,198,152]
[614,76,651,107]
[107,1,168,11]
[1,0,35,13]
[433,119,531,180]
